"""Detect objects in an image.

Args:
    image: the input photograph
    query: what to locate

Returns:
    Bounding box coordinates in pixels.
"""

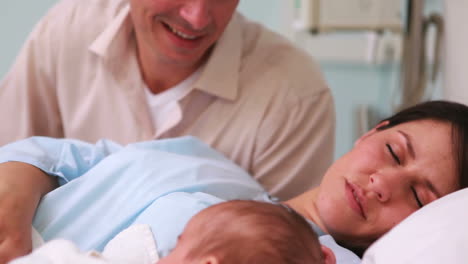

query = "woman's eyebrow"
[397,130,416,159]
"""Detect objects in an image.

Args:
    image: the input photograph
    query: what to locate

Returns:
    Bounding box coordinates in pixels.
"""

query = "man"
[0,0,334,198]
[0,0,334,258]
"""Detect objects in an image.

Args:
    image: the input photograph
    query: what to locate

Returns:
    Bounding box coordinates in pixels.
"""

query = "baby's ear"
[321,245,336,264]
[199,255,219,264]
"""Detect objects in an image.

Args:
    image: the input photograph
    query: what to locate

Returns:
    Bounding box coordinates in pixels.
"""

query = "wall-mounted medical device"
[295,0,403,33]
[292,0,405,64]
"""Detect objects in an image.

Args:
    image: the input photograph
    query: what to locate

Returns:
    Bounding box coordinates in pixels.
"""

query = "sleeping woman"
[0,100,467,263]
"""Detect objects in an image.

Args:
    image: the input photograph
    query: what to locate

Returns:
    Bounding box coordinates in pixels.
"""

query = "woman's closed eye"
[386,144,401,165]
[411,186,424,208]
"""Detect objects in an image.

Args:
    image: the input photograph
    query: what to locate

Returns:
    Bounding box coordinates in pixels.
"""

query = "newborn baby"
[10,200,335,264]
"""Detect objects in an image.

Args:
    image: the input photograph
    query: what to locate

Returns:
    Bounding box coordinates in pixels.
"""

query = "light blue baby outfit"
[0,136,360,263]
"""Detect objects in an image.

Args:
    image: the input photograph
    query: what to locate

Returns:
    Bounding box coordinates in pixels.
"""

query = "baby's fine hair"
[185,200,323,264]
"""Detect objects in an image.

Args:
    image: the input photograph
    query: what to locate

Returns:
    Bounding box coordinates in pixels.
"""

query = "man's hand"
[0,207,33,264]
[0,162,57,263]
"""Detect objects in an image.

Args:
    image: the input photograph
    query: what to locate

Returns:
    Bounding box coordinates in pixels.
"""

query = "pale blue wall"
[322,63,398,158]
[238,2,402,158]
[237,0,282,32]
[0,0,58,77]
[239,0,444,159]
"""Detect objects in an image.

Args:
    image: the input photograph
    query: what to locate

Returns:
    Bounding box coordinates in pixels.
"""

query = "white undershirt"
[144,67,202,137]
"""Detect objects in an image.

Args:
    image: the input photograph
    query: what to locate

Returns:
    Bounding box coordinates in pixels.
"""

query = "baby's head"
[158,200,335,264]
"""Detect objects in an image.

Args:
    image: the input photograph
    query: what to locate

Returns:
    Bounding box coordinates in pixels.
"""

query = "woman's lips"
[345,180,367,219]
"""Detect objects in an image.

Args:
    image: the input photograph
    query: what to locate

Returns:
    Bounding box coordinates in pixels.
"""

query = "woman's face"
[316,119,459,246]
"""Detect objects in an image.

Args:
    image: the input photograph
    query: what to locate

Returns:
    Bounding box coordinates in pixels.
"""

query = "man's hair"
[184,200,323,264]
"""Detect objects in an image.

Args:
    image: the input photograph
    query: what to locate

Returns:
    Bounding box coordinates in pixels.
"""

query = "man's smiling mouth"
[162,22,200,40]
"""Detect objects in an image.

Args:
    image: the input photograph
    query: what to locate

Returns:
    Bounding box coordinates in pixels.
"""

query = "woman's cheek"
[317,188,349,232]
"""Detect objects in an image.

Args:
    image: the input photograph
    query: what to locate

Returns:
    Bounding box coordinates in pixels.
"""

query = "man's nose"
[179,0,212,30]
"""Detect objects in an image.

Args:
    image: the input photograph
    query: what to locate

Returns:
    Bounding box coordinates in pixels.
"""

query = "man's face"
[129,0,239,68]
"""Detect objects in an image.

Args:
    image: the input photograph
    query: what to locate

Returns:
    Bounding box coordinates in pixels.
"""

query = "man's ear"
[354,120,390,146]
[321,245,336,264]
[199,255,219,264]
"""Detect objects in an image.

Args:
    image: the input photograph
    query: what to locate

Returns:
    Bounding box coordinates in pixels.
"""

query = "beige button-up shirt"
[0,0,335,199]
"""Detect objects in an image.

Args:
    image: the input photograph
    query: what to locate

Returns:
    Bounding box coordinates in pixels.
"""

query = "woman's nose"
[369,173,393,203]
[179,0,212,30]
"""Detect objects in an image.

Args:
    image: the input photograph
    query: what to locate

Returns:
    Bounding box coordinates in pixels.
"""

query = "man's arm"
[0,162,57,263]
[0,137,122,185]
[0,137,122,262]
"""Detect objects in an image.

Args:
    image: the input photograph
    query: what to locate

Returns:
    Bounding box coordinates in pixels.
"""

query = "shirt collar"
[192,13,243,101]
[89,3,133,59]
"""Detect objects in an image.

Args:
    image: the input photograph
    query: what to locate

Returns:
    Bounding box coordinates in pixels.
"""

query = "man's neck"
[136,49,207,94]
[139,59,200,94]
[143,66,197,94]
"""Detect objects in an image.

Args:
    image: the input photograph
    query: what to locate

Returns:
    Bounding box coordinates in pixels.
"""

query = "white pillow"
[362,188,468,264]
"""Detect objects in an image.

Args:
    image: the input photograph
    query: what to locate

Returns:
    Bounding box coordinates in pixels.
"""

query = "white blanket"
[10,225,159,264]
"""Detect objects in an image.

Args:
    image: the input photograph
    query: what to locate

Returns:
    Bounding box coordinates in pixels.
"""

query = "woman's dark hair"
[378,100,468,190]
[342,100,468,257]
